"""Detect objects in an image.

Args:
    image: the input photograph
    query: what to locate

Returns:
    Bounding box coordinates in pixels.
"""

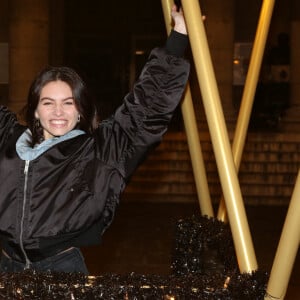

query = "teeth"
[51,120,66,125]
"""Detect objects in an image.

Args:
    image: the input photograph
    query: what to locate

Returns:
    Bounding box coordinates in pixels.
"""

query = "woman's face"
[35,80,80,140]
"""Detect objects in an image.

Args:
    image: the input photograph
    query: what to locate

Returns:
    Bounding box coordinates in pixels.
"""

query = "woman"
[0,5,190,274]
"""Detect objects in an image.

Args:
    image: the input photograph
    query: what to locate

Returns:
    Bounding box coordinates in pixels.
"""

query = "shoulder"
[0,106,18,129]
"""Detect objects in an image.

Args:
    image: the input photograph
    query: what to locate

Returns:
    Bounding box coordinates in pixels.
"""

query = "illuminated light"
[135,50,145,55]
[223,276,231,288]
[233,59,240,65]
[164,294,175,299]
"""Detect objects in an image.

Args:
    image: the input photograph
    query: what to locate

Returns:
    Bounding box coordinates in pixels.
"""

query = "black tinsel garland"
[0,269,268,299]
[171,215,238,275]
[0,215,268,299]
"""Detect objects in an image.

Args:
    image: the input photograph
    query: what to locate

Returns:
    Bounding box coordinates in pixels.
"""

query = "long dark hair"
[25,66,98,146]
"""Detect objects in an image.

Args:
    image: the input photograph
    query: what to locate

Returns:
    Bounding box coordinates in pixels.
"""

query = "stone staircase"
[123,131,300,206]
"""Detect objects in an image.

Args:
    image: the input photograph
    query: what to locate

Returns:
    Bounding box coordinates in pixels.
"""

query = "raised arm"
[96,8,190,179]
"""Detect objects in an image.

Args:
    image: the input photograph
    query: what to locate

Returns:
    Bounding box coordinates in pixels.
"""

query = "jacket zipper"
[20,160,31,269]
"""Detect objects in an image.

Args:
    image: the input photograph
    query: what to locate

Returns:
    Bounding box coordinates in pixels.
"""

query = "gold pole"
[217,0,276,222]
[265,170,300,300]
[217,199,227,222]
[182,0,257,272]
[161,0,214,217]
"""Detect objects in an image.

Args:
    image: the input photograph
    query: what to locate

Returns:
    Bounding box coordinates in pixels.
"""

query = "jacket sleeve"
[96,33,190,180]
[0,106,18,150]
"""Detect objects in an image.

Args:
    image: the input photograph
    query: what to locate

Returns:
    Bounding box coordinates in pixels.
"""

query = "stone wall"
[123,131,300,206]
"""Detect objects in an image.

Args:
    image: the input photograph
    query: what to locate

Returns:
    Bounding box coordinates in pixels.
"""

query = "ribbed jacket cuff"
[165,30,188,57]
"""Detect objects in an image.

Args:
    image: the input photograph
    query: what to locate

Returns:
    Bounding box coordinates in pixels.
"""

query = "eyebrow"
[39,97,74,101]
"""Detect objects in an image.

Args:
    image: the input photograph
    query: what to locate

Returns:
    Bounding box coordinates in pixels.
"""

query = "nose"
[53,103,63,116]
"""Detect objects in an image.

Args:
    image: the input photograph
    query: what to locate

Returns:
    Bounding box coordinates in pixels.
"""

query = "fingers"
[171,6,183,21]
[172,4,206,22]
[172,4,181,15]
[171,3,206,35]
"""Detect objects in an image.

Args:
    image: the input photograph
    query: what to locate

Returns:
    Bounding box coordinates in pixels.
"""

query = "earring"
[35,119,40,127]
[77,115,81,123]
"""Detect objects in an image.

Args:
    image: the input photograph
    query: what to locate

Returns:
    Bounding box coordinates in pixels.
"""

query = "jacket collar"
[16,129,85,161]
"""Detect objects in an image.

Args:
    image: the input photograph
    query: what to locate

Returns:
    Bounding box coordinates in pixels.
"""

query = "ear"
[34,110,39,119]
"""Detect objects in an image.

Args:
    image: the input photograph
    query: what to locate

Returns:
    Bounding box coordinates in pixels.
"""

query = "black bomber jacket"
[0,32,190,262]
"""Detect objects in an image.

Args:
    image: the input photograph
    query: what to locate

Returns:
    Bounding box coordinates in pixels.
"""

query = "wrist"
[174,23,187,35]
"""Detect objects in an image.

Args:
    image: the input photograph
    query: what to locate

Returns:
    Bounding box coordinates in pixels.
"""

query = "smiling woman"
[0,5,190,274]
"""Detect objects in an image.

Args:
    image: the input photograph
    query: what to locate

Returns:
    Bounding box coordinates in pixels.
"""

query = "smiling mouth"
[50,120,67,126]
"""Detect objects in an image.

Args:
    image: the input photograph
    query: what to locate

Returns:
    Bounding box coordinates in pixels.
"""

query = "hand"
[171,4,207,35]
[171,4,187,35]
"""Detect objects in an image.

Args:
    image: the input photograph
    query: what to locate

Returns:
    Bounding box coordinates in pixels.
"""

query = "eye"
[64,99,75,105]
[42,101,53,106]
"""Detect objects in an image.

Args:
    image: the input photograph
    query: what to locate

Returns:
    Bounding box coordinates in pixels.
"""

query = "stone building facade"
[1,0,300,206]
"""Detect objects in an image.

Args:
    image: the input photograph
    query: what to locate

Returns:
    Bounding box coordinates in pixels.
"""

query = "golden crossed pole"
[217,0,276,222]
[265,169,300,299]
[161,0,300,298]
[180,0,257,273]
[161,0,214,218]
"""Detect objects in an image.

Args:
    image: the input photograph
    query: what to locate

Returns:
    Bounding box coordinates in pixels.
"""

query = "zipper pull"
[24,160,29,174]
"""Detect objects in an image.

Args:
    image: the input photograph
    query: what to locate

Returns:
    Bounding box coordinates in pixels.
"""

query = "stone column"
[0,1,9,106]
[9,0,49,114]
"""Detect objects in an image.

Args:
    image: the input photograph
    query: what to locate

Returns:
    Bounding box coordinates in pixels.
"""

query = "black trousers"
[0,247,89,275]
